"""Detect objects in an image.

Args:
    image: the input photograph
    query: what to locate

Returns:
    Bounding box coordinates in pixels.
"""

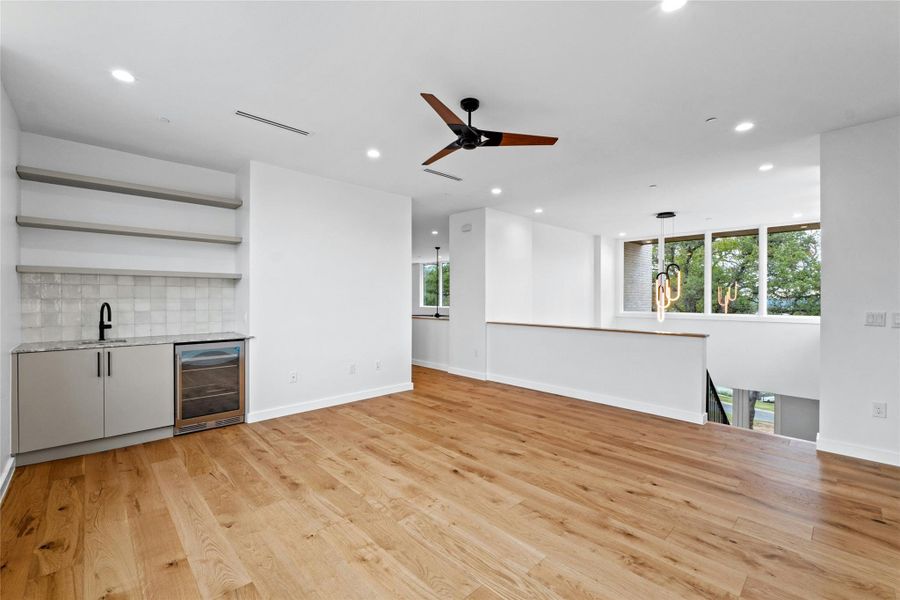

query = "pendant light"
[653,212,681,322]
[433,246,442,319]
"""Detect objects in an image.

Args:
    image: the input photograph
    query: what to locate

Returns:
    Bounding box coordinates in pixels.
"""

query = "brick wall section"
[623,242,652,311]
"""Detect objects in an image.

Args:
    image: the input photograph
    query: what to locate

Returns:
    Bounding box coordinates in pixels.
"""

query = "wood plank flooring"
[2,366,899,599]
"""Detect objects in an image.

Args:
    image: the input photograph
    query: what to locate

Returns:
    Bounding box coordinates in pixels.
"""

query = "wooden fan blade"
[479,131,558,147]
[421,93,465,126]
[422,142,460,166]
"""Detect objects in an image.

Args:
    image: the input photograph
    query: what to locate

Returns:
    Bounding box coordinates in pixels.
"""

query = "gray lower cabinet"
[17,349,105,453]
[16,344,175,453]
[104,344,175,437]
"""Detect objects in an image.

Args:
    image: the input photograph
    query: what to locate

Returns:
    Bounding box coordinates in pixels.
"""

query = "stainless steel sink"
[78,339,127,344]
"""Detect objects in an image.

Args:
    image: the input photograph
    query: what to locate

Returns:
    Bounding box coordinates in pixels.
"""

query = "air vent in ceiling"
[235,111,310,136]
[423,168,462,182]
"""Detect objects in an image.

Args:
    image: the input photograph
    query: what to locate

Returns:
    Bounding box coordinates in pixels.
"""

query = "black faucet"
[99,302,112,341]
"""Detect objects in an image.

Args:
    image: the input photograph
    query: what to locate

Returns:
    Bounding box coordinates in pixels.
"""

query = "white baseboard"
[0,456,15,503]
[246,382,414,423]
[487,373,705,424]
[816,435,900,466]
[412,359,448,371]
[447,366,487,381]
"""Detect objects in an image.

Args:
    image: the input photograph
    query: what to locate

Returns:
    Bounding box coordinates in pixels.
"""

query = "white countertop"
[12,331,251,354]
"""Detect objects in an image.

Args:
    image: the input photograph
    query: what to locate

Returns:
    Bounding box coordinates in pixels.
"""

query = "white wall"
[18,133,238,274]
[614,315,820,400]
[487,323,708,423]
[532,222,594,325]
[0,84,22,496]
[819,116,900,466]
[244,161,411,421]
[412,317,449,370]
[448,208,487,379]
[485,209,533,322]
[484,208,594,326]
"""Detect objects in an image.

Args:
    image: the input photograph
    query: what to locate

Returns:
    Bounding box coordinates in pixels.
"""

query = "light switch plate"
[872,402,887,418]
[893,312,900,328]
[865,312,887,327]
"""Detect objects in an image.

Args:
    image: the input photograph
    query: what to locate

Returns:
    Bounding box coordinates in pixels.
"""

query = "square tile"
[21,273,41,284]
[62,274,81,284]
[40,284,61,299]
[41,273,61,284]
[116,275,134,286]
[81,274,100,284]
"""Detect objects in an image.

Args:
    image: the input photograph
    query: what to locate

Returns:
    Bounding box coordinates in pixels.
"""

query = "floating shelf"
[16,166,242,209]
[16,216,242,245]
[17,265,242,280]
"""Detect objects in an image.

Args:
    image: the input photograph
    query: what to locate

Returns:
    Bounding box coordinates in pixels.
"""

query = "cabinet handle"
[107,352,112,377]
[97,351,101,378]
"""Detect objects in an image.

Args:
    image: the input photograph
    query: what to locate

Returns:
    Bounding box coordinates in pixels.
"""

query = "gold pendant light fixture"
[653,211,682,322]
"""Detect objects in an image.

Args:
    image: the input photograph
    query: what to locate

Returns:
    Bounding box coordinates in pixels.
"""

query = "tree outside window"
[422,262,450,307]
[767,224,820,316]
[650,236,705,313]
[711,230,759,314]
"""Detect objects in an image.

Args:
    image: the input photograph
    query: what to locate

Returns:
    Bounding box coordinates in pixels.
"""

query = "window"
[711,229,759,314]
[620,222,821,319]
[622,236,703,313]
[652,235,704,313]
[421,262,450,307]
[767,224,820,316]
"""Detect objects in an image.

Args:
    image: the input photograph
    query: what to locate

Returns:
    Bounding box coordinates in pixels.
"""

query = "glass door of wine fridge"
[175,340,245,434]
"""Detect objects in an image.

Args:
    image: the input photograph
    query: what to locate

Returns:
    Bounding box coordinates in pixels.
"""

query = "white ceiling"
[2,2,898,261]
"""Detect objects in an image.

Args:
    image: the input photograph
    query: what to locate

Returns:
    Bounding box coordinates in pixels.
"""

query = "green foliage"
[651,239,704,312]
[441,262,450,307]
[712,234,759,314]
[422,263,450,307]
[422,264,438,307]
[767,230,820,315]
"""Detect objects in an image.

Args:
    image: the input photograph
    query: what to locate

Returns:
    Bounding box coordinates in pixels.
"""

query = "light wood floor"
[2,367,899,599]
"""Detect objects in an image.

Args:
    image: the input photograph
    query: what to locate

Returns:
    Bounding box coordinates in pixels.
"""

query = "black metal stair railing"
[706,371,730,425]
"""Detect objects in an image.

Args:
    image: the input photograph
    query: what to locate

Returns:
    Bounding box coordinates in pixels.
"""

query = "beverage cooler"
[175,340,245,434]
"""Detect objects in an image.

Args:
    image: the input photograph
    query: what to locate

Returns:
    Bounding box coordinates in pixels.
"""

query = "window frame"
[617,221,820,324]
[419,261,450,308]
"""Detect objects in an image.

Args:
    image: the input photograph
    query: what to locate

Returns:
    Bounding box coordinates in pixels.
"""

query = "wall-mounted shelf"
[17,265,242,280]
[16,216,242,245]
[16,166,242,209]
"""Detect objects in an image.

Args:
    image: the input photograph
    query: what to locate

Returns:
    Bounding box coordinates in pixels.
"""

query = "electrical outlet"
[892,312,900,328]
[288,370,298,384]
[864,312,887,327]
[375,360,382,371]
[349,363,357,375]
[872,402,887,418]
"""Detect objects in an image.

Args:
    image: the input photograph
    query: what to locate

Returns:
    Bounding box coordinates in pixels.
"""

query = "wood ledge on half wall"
[486,321,708,339]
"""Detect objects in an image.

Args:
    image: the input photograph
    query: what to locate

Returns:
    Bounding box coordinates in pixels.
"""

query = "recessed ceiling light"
[366,148,381,159]
[111,69,135,83]
[735,121,755,132]
[491,187,502,195]
[618,232,627,237]
[534,208,543,214]
[793,212,802,218]
[759,163,774,172]
[660,0,687,12]
[431,230,439,235]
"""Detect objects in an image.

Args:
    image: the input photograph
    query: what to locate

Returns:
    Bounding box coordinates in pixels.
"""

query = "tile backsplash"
[21,273,236,342]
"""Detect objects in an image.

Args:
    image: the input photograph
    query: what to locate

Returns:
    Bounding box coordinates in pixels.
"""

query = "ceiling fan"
[420,93,558,165]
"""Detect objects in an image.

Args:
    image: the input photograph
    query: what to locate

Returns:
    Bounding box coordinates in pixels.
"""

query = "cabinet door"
[18,349,105,453]
[104,344,175,437]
